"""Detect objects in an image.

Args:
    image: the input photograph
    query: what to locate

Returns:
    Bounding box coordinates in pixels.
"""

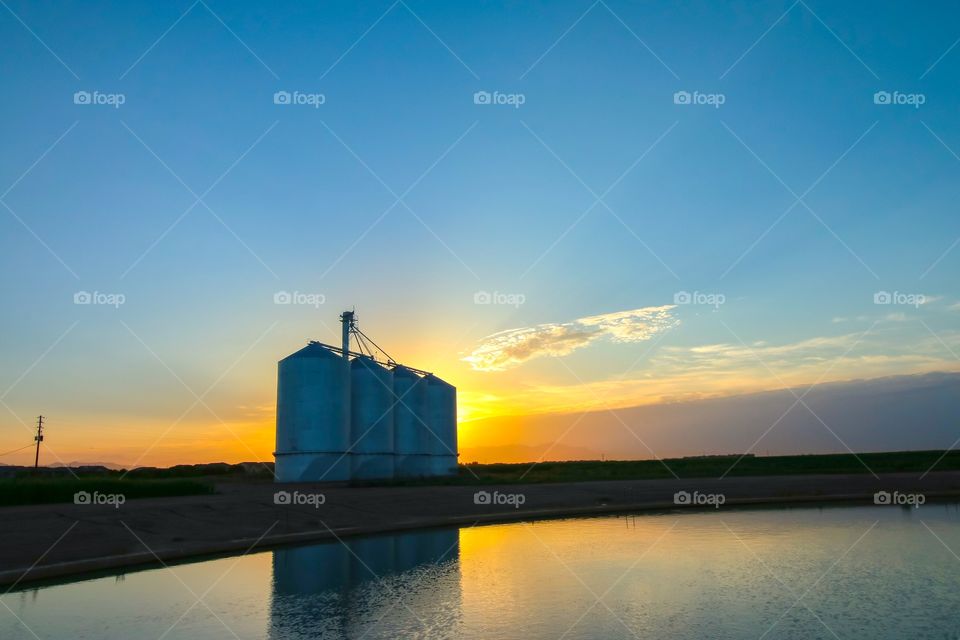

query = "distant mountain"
[0,461,274,479]
[50,461,127,470]
[462,371,960,462]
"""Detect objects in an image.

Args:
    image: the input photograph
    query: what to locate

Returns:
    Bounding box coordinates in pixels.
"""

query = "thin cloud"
[464,305,678,371]
[469,328,960,417]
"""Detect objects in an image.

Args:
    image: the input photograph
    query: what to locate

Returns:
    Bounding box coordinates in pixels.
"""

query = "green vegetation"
[7,451,959,495]
[0,478,214,507]
[369,450,960,486]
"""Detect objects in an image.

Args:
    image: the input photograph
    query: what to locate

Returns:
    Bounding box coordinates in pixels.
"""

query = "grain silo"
[274,342,351,482]
[274,310,456,482]
[392,365,430,477]
[350,355,394,480]
[424,374,457,476]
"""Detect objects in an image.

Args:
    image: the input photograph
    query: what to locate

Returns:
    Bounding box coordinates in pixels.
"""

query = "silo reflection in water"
[272,543,349,595]
[347,536,396,585]
[269,528,460,639]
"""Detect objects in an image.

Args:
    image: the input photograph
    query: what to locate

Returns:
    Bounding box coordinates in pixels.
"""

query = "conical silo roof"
[281,342,340,362]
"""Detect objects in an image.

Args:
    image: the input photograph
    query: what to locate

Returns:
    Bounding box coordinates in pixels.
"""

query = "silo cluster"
[274,312,458,483]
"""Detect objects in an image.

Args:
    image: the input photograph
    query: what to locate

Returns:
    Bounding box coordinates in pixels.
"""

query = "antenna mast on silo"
[340,310,355,358]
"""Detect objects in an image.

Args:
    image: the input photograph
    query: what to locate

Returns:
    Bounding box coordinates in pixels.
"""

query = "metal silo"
[274,342,350,482]
[350,355,395,480]
[393,365,429,477]
[424,374,458,476]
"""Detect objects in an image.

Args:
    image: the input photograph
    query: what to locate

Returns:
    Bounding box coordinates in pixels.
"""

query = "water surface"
[4,503,960,639]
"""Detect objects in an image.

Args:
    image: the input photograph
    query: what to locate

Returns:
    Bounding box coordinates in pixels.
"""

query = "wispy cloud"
[464,327,960,418]
[464,305,678,371]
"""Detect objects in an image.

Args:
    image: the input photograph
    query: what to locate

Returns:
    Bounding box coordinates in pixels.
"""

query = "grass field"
[7,450,960,497]
[0,478,214,506]
[364,450,960,486]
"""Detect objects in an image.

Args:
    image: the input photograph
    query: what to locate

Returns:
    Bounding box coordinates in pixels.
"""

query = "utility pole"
[34,415,44,470]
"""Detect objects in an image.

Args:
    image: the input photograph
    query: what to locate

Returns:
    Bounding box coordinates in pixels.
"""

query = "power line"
[0,443,34,457]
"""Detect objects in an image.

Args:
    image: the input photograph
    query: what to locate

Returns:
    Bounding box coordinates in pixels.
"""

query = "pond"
[4,502,960,639]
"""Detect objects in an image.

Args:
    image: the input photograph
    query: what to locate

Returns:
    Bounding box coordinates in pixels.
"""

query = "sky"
[0,0,958,467]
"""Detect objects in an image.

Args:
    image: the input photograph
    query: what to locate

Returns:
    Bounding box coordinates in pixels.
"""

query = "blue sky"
[1,0,958,464]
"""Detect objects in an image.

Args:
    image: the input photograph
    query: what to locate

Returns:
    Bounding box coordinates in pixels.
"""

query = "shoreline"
[3,470,959,588]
